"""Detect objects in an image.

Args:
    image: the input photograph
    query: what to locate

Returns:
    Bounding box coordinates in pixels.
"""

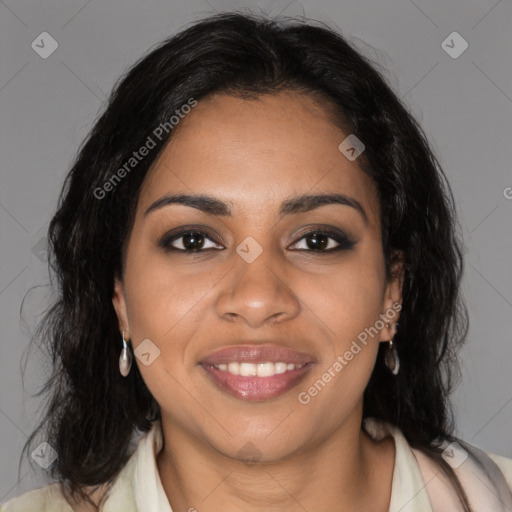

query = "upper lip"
[200,343,316,366]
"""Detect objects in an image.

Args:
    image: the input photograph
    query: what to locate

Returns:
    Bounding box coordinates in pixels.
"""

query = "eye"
[159,229,224,252]
[290,228,356,253]
[159,227,356,254]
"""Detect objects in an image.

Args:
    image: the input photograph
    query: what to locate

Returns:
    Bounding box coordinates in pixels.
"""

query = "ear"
[379,250,404,343]
[112,275,130,338]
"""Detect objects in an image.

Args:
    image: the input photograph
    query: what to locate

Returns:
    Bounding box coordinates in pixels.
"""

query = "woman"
[2,11,511,512]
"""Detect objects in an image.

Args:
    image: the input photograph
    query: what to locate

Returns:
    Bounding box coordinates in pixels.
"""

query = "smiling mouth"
[201,360,316,401]
[199,343,316,401]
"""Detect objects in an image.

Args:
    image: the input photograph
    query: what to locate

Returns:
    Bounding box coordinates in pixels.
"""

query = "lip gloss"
[201,362,313,401]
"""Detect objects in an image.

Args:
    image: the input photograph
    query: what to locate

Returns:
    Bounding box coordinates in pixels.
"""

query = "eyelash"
[159,227,356,254]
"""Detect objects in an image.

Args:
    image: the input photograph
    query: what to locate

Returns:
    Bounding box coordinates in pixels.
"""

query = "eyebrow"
[144,192,368,224]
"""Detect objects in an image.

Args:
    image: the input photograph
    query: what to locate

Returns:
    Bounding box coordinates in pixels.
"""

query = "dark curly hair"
[20,10,472,511]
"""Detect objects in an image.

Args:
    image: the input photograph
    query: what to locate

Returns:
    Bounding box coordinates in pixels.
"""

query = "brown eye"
[291,229,356,252]
[160,230,223,252]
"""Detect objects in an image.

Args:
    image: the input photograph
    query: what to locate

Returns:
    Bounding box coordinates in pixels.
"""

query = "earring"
[384,322,400,375]
[119,330,133,377]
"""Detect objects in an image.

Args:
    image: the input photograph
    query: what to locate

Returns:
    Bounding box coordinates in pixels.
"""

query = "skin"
[111,91,404,512]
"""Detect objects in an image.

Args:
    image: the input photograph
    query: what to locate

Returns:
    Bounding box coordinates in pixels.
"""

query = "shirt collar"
[364,417,434,512]
[133,419,173,512]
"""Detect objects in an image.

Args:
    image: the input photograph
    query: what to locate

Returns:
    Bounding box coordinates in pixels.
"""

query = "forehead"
[138,91,379,226]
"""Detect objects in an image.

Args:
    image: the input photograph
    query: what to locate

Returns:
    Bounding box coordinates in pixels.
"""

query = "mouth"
[199,344,315,401]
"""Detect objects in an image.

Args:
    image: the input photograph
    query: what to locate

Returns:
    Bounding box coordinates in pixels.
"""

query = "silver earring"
[384,339,400,375]
[384,322,400,375]
[119,330,132,377]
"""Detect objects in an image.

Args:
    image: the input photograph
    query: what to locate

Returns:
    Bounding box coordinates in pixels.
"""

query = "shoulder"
[0,479,116,512]
[0,428,146,512]
[364,417,512,510]
[486,450,512,490]
[0,483,74,512]
[413,440,512,510]
[460,441,512,492]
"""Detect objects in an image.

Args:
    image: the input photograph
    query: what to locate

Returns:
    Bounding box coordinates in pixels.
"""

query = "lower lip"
[200,363,314,401]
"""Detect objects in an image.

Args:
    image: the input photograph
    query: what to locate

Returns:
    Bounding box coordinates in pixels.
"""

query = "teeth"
[256,362,274,377]
[275,362,287,374]
[228,362,240,375]
[214,361,305,376]
[240,362,257,376]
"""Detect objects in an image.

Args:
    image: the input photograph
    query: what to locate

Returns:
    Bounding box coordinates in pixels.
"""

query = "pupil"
[183,232,204,250]
[307,233,328,250]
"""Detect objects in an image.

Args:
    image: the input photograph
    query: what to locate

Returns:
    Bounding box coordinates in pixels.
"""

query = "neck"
[156,408,395,512]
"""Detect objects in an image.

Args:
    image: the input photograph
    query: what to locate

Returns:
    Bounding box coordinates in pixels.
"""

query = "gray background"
[1,0,511,501]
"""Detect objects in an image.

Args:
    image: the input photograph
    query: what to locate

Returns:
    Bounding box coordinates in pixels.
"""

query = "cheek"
[291,251,385,417]
[299,251,385,356]
[295,278,384,427]
[121,251,214,422]
[121,249,231,410]
[123,245,220,342]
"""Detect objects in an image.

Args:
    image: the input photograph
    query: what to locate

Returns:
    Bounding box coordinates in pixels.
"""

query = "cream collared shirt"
[2,418,511,511]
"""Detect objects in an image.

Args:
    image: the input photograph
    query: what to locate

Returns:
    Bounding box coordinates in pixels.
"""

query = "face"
[113,91,403,462]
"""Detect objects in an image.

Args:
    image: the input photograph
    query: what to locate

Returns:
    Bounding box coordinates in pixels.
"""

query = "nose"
[215,250,301,328]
